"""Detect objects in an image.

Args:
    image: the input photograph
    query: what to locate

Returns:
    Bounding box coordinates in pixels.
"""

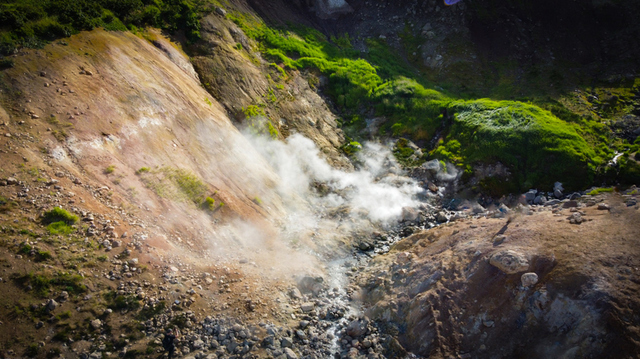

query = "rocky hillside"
[357,191,640,358]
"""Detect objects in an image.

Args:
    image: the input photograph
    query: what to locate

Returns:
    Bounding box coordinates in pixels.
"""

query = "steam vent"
[0,0,639,358]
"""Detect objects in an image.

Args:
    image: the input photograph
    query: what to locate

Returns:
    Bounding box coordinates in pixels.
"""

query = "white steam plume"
[249,133,423,223]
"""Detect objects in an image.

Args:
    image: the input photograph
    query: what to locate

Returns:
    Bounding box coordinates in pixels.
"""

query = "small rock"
[493,235,506,245]
[300,302,315,313]
[358,241,374,251]
[90,319,102,330]
[283,348,298,359]
[192,339,204,350]
[58,291,69,302]
[533,195,547,205]
[215,7,227,16]
[521,272,539,287]
[281,337,293,348]
[568,212,583,224]
[436,211,448,223]
[45,299,59,312]
[401,207,419,222]
[489,250,529,274]
[597,203,610,210]
[562,200,578,208]
[483,320,495,328]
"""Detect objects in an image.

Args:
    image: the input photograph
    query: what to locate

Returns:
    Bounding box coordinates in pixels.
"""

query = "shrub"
[341,141,362,156]
[137,301,166,320]
[203,196,215,210]
[42,207,78,225]
[104,165,115,174]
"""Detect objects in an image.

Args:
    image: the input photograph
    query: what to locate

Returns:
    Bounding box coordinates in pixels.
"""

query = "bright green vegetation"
[0,0,206,56]
[229,15,638,192]
[46,221,75,235]
[42,207,78,225]
[203,196,216,210]
[341,141,362,156]
[587,187,615,196]
[242,104,279,139]
[104,165,115,174]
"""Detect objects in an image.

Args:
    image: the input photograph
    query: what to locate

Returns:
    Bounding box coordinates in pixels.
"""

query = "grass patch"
[46,221,74,235]
[104,165,115,174]
[15,271,86,298]
[42,207,78,225]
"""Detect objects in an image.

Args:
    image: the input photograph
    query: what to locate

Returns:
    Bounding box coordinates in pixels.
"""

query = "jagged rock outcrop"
[191,13,352,169]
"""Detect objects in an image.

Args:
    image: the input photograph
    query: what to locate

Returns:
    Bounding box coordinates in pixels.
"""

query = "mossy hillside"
[228,16,619,190]
[433,100,600,189]
[0,0,206,55]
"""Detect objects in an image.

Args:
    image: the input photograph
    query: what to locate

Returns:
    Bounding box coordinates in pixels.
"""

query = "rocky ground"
[2,150,638,359]
[356,189,640,359]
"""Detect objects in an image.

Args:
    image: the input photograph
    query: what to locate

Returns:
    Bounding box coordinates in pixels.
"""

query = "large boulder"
[489,250,529,274]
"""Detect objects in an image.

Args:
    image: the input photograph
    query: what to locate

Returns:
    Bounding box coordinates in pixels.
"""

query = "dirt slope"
[0,29,294,257]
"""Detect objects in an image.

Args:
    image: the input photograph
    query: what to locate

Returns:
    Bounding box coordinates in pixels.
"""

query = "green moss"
[433,100,599,190]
